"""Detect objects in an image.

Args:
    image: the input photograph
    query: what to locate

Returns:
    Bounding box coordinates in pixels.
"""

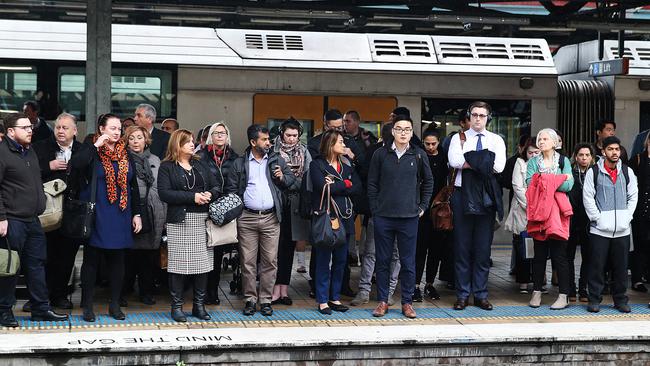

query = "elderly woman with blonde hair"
[198,121,240,305]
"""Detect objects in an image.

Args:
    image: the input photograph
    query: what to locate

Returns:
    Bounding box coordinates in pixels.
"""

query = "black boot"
[169,273,187,322]
[192,273,211,320]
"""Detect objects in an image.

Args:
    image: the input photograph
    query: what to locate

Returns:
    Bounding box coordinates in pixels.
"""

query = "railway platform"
[1,243,650,365]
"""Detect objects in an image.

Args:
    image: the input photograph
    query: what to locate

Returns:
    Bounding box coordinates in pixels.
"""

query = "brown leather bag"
[159,243,168,270]
[429,131,466,231]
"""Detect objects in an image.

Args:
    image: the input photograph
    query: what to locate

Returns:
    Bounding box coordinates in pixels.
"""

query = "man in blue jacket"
[367,116,433,319]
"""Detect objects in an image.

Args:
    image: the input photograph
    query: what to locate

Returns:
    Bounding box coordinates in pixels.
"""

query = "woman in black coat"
[629,136,650,294]
[198,122,239,305]
[158,129,221,322]
[310,130,360,315]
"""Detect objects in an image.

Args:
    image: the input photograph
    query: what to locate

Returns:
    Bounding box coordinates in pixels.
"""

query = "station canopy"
[3,1,650,51]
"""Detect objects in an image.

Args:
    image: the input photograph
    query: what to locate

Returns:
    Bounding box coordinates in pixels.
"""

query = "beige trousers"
[237,211,281,304]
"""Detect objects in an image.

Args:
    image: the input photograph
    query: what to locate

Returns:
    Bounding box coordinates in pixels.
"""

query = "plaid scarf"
[95,136,130,210]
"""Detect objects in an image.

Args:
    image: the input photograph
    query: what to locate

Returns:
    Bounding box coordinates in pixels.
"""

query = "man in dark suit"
[23,100,53,144]
[33,112,83,309]
[134,103,170,160]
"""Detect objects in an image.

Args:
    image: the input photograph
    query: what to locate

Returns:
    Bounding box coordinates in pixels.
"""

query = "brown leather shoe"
[453,298,468,311]
[474,298,493,311]
[372,302,389,317]
[401,303,417,319]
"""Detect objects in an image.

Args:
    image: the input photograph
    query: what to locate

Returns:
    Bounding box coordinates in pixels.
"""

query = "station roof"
[3,1,650,51]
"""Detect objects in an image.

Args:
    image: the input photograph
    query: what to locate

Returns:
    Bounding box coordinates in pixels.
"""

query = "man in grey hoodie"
[583,136,638,313]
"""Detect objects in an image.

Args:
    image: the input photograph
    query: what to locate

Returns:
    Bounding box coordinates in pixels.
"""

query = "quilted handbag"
[208,193,244,226]
[39,179,67,232]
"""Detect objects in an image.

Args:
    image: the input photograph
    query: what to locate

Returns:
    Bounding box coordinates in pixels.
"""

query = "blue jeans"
[0,218,50,313]
[451,190,495,300]
[314,234,350,304]
[374,215,419,305]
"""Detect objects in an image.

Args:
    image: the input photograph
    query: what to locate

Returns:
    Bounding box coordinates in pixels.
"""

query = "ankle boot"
[550,294,568,310]
[529,291,542,308]
[192,273,211,320]
[169,274,187,322]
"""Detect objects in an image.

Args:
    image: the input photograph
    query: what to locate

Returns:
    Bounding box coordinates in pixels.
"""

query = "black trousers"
[123,248,157,297]
[81,245,125,309]
[512,234,532,284]
[415,214,445,285]
[276,205,296,285]
[532,239,570,294]
[206,246,226,299]
[45,229,81,301]
[630,220,650,284]
[588,233,630,305]
[567,227,590,295]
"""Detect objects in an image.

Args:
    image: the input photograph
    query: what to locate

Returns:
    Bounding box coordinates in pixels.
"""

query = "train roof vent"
[244,33,303,51]
[433,36,554,66]
[367,35,437,63]
[218,29,371,62]
[601,40,650,68]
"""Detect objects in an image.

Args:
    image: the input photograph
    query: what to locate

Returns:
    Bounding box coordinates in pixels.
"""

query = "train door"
[253,94,396,142]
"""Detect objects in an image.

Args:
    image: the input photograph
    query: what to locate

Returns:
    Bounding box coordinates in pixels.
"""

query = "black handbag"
[61,167,97,241]
[310,183,347,250]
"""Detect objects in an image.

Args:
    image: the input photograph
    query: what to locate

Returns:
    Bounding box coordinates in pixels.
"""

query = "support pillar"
[85,0,112,135]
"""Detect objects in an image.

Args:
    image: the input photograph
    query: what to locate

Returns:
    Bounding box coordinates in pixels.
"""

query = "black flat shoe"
[140,295,156,305]
[318,306,332,315]
[413,288,423,302]
[327,301,349,312]
[109,307,126,321]
[82,309,96,322]
[31,310,68,322]
[0,311,18,328]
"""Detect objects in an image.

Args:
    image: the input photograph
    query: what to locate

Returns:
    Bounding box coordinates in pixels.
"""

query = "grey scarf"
[130,150,155,188]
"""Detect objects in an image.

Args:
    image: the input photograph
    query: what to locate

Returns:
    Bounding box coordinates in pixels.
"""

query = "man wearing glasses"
[367,115,433,318]
[0,113,68,327]
[447,101,506,311]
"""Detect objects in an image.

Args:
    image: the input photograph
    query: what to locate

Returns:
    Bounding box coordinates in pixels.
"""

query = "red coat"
[526,173,573,241]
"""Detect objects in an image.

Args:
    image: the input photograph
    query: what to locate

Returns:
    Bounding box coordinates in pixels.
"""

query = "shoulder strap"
[592,164,599,188]
[459,131,467,147]
[89,161,98,204]
[622,164,630,186]
[559,154,565,170]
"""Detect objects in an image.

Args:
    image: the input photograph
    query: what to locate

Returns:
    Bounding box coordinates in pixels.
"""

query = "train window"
[0,65,38,117]
[422,98,531,156]
[58,67,174,121]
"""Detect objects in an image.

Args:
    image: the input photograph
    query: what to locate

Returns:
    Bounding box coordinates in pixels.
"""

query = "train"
[2,18,649,156]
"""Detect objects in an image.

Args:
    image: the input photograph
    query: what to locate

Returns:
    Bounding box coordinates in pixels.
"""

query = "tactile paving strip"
[3,304,650,331]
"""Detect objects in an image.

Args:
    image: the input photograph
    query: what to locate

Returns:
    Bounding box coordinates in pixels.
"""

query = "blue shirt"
[244,153,274,210]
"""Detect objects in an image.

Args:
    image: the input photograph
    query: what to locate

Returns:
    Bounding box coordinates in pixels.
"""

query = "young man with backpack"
[583,136,638,313]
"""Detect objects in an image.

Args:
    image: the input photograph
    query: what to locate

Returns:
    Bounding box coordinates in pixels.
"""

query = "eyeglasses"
[12,125,34,131]
[470,113,489,119]
[393,127,413,134]
[212,131,228,137]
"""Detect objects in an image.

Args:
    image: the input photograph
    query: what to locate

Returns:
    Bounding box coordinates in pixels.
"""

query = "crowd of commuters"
[3,98,650,329]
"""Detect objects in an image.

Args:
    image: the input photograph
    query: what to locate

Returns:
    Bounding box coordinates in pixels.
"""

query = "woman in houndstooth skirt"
[158,129,221,322]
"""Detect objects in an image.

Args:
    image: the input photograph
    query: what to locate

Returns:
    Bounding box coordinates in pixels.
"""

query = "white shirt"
[56,142,73,162]
[391,142,408,159]
[447,128,506,187]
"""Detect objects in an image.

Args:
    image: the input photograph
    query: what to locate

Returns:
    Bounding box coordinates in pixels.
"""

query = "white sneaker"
[529,291,542,308]
[550,294,568,310]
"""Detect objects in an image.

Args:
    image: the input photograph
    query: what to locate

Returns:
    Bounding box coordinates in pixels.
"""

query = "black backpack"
[591,163,630,189]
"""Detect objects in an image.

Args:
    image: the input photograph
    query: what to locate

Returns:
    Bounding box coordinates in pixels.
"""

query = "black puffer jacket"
[198,145,239,192]
[568,166,590,232]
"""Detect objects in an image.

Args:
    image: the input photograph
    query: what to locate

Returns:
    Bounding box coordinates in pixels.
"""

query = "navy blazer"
[462,149,504,220]
[149,127,170,160]
[309,158,361,235]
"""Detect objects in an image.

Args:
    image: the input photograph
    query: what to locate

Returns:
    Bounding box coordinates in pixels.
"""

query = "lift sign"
[589,58,629,77]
